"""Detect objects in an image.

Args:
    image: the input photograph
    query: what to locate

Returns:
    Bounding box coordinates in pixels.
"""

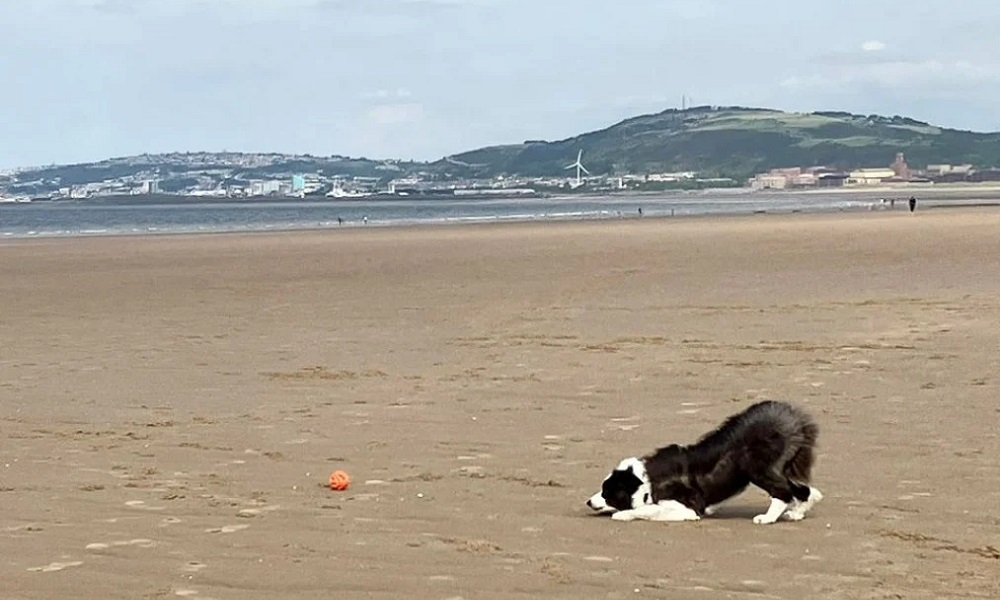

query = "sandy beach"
[3,209,1000,599]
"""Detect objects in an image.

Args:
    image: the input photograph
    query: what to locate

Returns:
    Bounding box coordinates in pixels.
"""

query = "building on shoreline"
[747,152,949,190]
[749,166,842,190]
[847,168,897,186]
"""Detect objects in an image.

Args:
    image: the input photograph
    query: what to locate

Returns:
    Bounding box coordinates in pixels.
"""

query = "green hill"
[8,106,1000,198]
[439,106,1000,180]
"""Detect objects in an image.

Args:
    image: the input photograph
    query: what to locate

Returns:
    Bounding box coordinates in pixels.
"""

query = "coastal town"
[3,149,1000,204]
[747,153,1000,190]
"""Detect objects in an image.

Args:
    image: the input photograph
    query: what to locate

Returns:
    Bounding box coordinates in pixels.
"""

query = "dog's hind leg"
[753,496,790,525]
[780,443,821,521]
[783,486,823,521]
[748,471,796,525]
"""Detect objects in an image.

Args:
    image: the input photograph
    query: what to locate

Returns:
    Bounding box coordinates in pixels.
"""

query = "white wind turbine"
[565,149,590,187]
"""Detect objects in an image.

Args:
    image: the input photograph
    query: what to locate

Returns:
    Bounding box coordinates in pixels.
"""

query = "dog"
[586,400,822,525]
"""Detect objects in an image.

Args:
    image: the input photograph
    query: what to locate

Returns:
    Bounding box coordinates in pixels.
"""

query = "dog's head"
[585,457,652,513]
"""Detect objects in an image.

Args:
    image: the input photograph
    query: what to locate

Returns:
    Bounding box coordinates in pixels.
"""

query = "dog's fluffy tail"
[784,418,819,485]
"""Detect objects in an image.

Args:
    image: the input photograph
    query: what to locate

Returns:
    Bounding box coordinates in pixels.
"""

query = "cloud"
[365,103,425,126]
[780,58,1000,91]
[4,0,1000,168]
[361,89,413,100]
[396,0,498,5]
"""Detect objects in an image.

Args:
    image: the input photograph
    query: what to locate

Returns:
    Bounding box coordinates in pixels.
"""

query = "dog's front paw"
[611,511,636,522]
[752,514,779,525]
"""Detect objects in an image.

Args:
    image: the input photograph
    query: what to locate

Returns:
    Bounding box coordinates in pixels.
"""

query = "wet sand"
[3,209,1000,599]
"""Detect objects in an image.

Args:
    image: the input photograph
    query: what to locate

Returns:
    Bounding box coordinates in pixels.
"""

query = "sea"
[0,190,991,239]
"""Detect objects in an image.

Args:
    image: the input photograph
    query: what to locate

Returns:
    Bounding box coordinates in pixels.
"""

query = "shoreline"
[3,195,1000,244]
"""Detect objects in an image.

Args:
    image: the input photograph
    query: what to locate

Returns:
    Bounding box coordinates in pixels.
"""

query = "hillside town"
[0,151,728,202]
[3,150,1000,203]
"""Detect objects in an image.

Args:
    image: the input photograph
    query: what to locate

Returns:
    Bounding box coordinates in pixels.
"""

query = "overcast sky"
[2,0,999,168]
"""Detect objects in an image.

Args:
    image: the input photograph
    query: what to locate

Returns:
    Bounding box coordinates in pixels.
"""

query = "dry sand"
[2,209,1000,599]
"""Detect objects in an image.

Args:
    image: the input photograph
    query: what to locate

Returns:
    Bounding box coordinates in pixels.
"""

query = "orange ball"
[328,470,350,491]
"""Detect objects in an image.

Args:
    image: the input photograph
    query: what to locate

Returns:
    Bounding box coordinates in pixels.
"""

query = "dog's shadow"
[705,505,763,520]
[584,505,763,520]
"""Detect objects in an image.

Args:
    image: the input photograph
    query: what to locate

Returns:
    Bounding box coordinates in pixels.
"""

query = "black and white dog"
[586,400,822,525]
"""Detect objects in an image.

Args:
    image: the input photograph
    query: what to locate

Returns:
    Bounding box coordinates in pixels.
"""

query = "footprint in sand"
[204,524,249,534]
[86,539,156,551]
[28,561,83,572]
[125,500,165,511]
[5,524,43,533]
[236,505,281,518]
[174,590,217,599]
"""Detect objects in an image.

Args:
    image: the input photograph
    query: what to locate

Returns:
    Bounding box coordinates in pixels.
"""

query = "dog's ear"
[614,457,641,475]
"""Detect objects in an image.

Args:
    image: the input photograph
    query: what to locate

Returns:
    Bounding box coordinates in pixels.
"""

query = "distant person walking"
[908,196,917,213]
[890,198,895,209]
[638,207,643,217]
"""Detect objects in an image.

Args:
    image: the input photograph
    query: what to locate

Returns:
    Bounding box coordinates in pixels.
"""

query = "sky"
[2,0,1000,168]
